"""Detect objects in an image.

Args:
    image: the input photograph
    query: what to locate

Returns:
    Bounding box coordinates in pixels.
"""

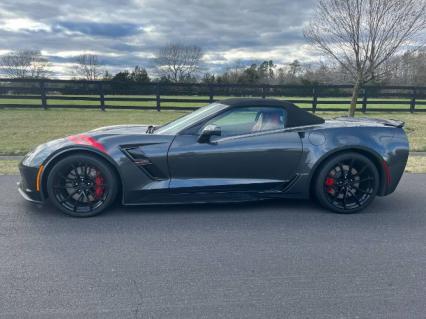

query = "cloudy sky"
[0,0,357,78]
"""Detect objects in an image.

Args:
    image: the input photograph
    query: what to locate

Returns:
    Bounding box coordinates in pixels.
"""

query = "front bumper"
[18,163,44,203]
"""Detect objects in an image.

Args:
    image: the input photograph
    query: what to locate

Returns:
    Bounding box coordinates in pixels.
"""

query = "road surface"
[0,174,425,318]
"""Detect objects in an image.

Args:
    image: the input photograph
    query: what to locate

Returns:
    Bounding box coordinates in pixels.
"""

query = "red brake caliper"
[95,173,104,199]
[325,177,335,194]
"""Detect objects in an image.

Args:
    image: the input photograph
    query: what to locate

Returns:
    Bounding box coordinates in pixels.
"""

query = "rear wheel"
[47,154,118,217]
[314,152,379,213]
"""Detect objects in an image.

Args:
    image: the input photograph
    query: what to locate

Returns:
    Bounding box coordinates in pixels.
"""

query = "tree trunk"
[349,78,362,117]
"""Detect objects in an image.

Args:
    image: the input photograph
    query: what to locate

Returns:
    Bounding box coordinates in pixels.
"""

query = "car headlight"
[22,138,65,167]
[22,145,51,167]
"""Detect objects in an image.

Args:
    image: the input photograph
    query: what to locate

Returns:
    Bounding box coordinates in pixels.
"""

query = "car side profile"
[18,98,409,217]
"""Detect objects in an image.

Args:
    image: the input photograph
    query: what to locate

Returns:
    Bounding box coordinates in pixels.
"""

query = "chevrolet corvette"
[18,98,409,217]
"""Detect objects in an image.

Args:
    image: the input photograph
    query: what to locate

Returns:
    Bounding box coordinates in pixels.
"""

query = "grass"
[0,160,19,175]
[2,157,425,175]
[0,108,187,155]
[405,156,426,173]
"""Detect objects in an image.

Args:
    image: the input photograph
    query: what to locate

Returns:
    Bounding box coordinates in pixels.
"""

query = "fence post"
[39,80,47,110]
[361,88,368,113]
[312,86,318,113]
[209,84,214,103]
[156,83,161,111]
[98,82,105,111]
[262,86,266,99]
[410,88,416,113]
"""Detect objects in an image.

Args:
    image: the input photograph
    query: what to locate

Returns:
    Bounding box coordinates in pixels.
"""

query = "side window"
[202,106,286,137]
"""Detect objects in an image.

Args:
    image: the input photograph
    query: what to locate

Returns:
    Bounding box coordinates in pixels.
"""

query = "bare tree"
[388,47,426,85]
[215,60,248,84]
[74,54,103,80]
[0,50,49,78]
[304,0,426,116]
[155,43,203,82]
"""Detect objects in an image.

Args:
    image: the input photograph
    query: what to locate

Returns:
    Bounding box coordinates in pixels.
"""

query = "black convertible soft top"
[221,98,325,127]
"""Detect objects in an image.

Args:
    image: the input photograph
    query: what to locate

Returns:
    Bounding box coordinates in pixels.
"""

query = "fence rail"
[0,78,425,113]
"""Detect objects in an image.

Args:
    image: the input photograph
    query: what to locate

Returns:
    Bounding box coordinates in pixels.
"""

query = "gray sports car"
[18,98,409,217]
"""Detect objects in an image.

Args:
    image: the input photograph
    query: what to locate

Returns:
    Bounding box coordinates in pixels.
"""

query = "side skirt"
[122,189,306,206]
[121,175,308,206]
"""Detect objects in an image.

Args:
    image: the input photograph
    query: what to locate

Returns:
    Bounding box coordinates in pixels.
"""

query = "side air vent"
[124,147,152,165]
[121,146,167,180]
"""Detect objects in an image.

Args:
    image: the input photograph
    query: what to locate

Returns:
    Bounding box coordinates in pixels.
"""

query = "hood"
[88,124,151,135]
[62,124,157,155]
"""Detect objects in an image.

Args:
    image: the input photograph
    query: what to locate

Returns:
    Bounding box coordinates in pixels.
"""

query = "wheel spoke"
[84,163,89,179]
[337,162,345,177]
[357,177,373,184]
[357,164,368,176]
[72,192,85,212]
[82,191,89,202]
[71,164,81,179]
[351,185,372,195]
[68,170,77,177]
[81,163,86,179]
[59,190,78,204]
[342,189,347,209]
[348,188,362,207]
[58,172,75,183]
[348,158,355,175]
[53,185,74,190]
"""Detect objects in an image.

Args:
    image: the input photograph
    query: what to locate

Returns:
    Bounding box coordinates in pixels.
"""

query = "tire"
[314,152,379,214]
[47,153,118,217]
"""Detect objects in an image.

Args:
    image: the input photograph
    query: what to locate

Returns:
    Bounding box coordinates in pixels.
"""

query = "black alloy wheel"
[47,154,117,217]
[315,152,379,213]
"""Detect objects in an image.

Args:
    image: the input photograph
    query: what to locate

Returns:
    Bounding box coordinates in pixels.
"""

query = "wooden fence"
[0,78,425,113]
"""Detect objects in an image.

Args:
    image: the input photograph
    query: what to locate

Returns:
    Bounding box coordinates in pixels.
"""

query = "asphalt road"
[0,174,425,319]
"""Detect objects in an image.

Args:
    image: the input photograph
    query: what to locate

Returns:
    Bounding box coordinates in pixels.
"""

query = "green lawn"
[0,160,19,175]
[406,156,426,173]
[0,108,425,156]
[0,109,186,155]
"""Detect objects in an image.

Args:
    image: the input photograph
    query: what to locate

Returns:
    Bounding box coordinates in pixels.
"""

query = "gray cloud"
[2,0,421,78]
[53,22,142,38]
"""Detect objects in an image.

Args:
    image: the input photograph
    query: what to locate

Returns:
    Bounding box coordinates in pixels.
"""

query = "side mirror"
[198,124,221,143]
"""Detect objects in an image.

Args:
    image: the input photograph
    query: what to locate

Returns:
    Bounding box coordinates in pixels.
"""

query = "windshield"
[154,102,228,135]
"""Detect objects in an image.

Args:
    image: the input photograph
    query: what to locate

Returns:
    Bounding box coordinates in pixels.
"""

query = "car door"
[167,106,303,194]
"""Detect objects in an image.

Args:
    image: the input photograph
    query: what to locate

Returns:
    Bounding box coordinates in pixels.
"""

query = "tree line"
[1,47,425,87]
[0,0,425,116]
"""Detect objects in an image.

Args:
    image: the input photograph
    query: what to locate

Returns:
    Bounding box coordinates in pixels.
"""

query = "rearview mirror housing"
[198,124,221,143]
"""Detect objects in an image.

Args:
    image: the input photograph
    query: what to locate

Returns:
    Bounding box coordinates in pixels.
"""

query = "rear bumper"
[380,131,410,196]
[382,151,409,196]
[18,163,44,203]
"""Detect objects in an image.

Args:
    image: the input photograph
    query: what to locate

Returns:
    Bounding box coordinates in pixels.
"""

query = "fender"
[307,145,387,196]
[39,146,124,201]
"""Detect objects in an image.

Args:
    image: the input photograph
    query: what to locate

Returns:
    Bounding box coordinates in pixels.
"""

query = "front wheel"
[47,154,118,217]
[314,152,379,214]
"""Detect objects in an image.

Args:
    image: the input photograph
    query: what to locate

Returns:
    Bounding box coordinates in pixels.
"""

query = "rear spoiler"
[334,117,405,128]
